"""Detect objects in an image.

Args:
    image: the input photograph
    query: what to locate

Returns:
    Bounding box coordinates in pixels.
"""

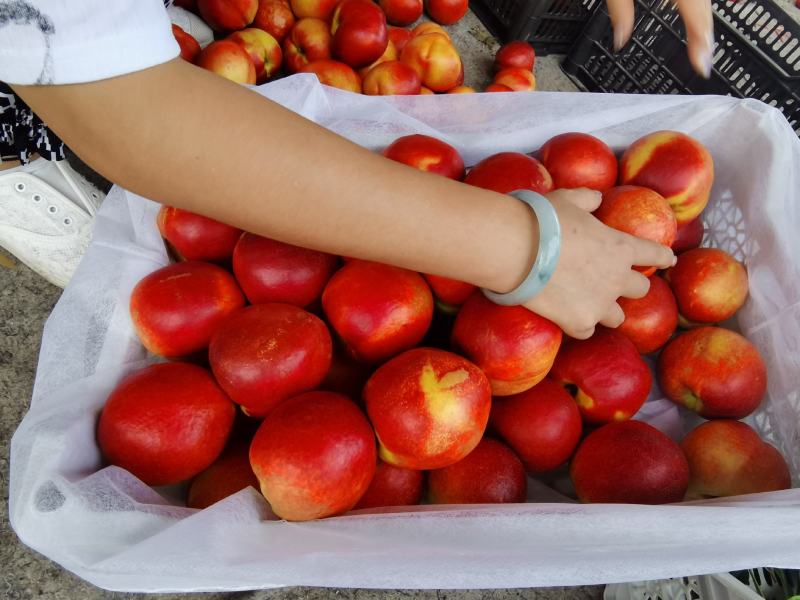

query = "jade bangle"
[482,189,561,306]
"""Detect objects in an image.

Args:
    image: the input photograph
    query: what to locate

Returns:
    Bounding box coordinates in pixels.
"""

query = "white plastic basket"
[9,76,800,592]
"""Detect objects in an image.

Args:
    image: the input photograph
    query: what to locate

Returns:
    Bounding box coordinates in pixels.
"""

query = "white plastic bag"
[9,75,800,592]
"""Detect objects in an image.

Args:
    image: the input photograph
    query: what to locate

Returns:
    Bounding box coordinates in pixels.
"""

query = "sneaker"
[168,6,215,48]
[0,158,105,288]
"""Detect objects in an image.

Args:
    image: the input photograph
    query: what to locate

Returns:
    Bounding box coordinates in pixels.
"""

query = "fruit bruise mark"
[160,272,193,283]
[435,298,459,315]
[415,156,443,172]
[683,390,704,413]
[677,313,702,329]
[574,389,594,410]
[257,337,280,357]
[256,325,290,363]
[420,364,470,454]
[692,264,746,317]
[702,330,732,364]
[377,438,403,466]
[710,445,748,473]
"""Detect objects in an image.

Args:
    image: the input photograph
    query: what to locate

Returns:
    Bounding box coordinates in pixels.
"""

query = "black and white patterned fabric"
[0,81,65,163]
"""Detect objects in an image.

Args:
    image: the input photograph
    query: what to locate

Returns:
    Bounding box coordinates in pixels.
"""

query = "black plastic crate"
[562,0,800,133]
[470,0,602,55]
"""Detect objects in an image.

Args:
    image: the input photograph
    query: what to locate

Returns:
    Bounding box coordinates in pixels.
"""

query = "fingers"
[621,270,651,299]
[599,303,626,329]
[548,188,603,212]
[626,235,676,270]
[566,324,596,340]
[606,0,635,51]
[674,0,714,77]
[608,0,714,77]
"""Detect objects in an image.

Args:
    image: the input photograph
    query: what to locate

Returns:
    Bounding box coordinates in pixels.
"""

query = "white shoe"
[0,158,105,288]
[168,6,215,48]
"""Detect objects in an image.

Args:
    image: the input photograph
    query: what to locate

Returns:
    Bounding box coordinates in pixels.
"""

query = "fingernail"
[700,30,714,78]
[706,28,716,52]
[702,55,713,78]
[698,49,712,79]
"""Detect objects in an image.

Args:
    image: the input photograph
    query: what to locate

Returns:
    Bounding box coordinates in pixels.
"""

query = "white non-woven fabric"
[9,76,800,592]
[0,0,178,84]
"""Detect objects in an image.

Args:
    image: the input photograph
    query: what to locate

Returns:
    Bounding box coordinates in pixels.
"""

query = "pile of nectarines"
[172,0,539,95]
[97,129,791,522]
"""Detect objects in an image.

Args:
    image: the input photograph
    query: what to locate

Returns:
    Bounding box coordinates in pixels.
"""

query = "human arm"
[13,58,674,338]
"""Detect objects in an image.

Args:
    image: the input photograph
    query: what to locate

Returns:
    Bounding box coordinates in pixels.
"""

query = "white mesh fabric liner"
[9,75,800,592]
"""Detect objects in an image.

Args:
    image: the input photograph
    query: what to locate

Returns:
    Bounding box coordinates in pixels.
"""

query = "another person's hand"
[606,0,714,77]
[523,189,675,340]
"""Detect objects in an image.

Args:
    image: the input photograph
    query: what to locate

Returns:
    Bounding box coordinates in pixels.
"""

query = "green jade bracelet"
[482,189,561,306]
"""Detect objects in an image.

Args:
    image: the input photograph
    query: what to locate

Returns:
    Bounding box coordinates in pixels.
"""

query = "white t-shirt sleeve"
[0,0,180,85]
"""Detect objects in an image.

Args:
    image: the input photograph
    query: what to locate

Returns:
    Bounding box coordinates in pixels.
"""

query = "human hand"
[606,0,714,77]
[523,189,675,339]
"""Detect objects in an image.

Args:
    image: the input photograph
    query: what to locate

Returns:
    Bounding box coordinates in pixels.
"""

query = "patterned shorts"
[0,82,65,164]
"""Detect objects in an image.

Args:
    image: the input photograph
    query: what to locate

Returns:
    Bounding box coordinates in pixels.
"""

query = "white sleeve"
[0,0,180,85]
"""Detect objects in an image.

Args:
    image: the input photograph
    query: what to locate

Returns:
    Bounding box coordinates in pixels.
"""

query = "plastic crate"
[561,0,800,133]
[469,0,602,55]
